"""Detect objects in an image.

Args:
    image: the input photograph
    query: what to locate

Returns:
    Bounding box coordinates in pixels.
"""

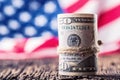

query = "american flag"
[0,0,120,59]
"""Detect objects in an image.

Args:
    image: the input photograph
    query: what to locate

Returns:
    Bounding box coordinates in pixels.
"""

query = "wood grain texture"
[0,55,120,80]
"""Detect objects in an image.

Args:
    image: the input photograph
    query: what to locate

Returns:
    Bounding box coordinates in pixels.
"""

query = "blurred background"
[0,0,120,59]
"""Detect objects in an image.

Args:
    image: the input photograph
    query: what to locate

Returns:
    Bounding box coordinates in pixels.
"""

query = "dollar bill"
[59,53,97,76]
[58,14,98,49]
[57,14,98,76]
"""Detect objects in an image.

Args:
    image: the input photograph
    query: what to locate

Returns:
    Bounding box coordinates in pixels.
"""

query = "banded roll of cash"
[57,14,99,76]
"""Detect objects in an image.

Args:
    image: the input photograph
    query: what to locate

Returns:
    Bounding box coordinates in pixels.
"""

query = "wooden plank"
[0,55,120,79]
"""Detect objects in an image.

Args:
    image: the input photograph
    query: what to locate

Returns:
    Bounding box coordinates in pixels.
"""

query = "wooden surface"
[0,55,120,80]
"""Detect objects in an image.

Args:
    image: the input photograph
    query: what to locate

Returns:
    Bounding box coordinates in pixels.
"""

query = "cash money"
[57,14,99,76]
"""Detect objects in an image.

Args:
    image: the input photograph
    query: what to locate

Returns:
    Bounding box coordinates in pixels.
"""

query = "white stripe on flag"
[100,0,120,12]
[99,42,119,54]
[99,18,120,43]
[75,0,99,14]
[25,36,52,53]
[29,47,58,59]
[58,0,78,9]
[0,38,15,51]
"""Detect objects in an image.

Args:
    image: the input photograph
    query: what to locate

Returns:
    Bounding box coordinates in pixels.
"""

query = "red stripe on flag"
[99,40,120,56]
[99,48,120,56]
[98,5,120,28]
[33,37,58,52]
[14,39,28,53]
[64,0,89,13]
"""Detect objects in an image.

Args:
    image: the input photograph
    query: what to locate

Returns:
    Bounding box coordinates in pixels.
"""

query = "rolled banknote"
[57,14,99,76]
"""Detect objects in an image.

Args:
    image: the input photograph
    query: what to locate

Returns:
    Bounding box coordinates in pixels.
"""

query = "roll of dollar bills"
[57,14,99,76]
